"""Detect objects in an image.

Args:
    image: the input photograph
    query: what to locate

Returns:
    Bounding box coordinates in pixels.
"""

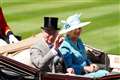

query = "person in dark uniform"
[0,7,19,46]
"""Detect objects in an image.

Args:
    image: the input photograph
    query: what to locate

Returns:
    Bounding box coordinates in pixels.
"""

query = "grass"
[0,0,120,55]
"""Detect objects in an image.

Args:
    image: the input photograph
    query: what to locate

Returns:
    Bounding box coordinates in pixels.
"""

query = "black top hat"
[41,17,60,30]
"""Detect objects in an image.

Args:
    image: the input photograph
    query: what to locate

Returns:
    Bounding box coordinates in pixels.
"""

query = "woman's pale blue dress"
[59,36,91,74]
[59,35,109,77]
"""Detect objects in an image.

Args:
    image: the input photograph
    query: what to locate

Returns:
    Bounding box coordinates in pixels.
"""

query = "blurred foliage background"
[0,0,119,54]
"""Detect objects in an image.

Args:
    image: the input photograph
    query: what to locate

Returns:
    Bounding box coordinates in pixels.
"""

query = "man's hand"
[66,68,75,75]
[84,66,94,73]
[9,34,19,44]
[90,64,99,71]
[53,34,64,49]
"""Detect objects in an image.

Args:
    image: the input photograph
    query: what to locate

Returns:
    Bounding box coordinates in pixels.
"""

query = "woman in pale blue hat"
[59,14,109,77]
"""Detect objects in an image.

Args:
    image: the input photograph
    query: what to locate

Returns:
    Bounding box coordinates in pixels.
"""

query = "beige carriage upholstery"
[0,33,42,68]
[108,54,120,68]
[0,33,42,55]
[7,49,35,68]
[108,54,120,73]
[0,55,39,78]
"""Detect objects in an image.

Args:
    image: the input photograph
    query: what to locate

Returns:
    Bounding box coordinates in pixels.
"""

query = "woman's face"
[68,28,82,40]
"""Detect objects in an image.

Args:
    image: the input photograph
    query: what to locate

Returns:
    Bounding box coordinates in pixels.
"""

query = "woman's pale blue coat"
[59,36,91,74]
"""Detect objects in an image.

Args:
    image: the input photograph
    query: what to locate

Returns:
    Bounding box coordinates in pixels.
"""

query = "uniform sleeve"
[0,7,10,36]
[59,46,84,74]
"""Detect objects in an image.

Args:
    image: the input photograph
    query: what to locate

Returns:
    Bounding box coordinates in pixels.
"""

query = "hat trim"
[59,22,90,34]
[41,27,60,30]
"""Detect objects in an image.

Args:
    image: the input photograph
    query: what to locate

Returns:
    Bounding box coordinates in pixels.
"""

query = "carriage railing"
[0,55,120,80]
[0,55,39,80]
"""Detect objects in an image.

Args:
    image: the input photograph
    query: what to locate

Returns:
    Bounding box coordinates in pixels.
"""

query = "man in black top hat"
[30,17,63,73]
[0,17,64,80]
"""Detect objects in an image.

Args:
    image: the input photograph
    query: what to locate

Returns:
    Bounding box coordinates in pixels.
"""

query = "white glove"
[9,34,19,44]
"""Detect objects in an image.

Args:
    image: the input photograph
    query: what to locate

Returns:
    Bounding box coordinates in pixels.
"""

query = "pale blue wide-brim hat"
[59,14,91,34]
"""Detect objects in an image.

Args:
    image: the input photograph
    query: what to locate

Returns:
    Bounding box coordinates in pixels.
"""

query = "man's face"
[44,29,58,44]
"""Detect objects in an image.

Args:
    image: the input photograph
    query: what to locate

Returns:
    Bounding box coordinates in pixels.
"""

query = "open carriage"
[0,54,120,80]
[0,34,120,80]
